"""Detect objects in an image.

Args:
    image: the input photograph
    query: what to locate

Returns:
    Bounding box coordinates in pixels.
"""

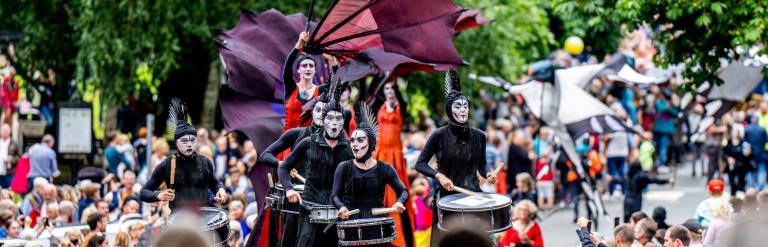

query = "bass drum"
[167,207,231,246]
[436,193,512,233]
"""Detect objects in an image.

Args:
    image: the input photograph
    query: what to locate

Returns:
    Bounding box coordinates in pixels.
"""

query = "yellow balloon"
[564,36,584,55]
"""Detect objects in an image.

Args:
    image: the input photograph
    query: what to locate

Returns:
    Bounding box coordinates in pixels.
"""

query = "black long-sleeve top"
[506,143,533,188]
[139,154,224,211]
[331,160,408,217]
[619,164,670,197]
[415,124,488,194]
[282,48,299,102]
[278,133,352,204]
[259,125,319,169]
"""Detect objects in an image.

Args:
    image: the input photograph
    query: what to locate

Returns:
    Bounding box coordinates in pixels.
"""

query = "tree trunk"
[201,60,220,130]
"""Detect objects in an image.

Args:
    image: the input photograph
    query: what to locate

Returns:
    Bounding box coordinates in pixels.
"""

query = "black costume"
[620,162,669,222]
[277,82,352,246]
[415,71,488,243]
[258,88,328,247]
[332,160,408,218]
[139,98,225,211]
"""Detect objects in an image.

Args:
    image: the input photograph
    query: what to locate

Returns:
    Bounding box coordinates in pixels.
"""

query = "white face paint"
[451,98,469,124]
[350,130,369,160]
[176,135,198,156]
[312,102,326,126]
[323,111,344,139]
[298,59,316,81]
[384,82,396,101]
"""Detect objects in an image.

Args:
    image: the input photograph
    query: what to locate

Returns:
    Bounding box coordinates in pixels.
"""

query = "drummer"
[277,80,353,246]
[258,87,329,247]
[415,70,497,242]
[330,103,408,225]
[140,98,228,211]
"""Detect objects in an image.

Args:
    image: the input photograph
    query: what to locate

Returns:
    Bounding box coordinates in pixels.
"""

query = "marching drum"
[266,184,305,214]
[167,207,231,246]
[337,217,397,246]
[307,203,338,224]
[436,193,513,233]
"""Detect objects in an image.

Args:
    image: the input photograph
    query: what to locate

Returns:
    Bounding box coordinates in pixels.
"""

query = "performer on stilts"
[139,98,228,211]
[278,80,353,246]
[331,103,408,246]
[373,80,415,247]
[415,70,497,244]
[258,87,329,247]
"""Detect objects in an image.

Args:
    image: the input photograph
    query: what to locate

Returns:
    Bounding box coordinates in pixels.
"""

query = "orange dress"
[373,104,413,247]
[283,88,317,132]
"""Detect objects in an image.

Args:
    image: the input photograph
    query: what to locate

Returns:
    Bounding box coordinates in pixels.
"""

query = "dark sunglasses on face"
[300,63,315,69]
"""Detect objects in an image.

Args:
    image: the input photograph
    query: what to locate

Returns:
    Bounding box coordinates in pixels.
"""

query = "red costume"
[498,222,544,247]
[373,103,413,247]
[283,88,318,132]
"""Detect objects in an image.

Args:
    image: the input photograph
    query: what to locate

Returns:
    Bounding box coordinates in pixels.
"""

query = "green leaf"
[696,14,712,27]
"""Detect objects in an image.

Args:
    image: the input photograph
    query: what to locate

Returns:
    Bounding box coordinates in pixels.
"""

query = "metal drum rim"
[168,207,230,230]
[437,194,513,211]
[338,236,397,246]
[337,217,395,228]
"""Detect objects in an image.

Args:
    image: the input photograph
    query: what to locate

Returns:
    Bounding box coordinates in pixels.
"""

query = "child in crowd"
[510,173,537,205]
[410,177,433,247]
[535,149,555,211]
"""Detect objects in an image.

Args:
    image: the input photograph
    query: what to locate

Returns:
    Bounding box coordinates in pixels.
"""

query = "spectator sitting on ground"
[498,200,543,247]
[663,225,691,247]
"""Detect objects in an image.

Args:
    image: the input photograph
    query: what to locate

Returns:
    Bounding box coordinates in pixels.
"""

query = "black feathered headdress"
[322,76,346,118]
[353,102,378,161]
[168,98,197,141]
[444,70,468,124]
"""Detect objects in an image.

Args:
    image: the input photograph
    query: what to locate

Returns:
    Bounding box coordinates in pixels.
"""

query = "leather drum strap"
[170,156,176,189]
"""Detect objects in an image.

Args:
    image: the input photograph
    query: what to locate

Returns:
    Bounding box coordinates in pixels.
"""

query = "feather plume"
[444,69,461,95]
[167,97,187,134]
[356,102,378,135]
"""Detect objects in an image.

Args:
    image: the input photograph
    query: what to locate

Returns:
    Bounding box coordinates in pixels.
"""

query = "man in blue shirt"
[104,132,130,175]
[27,135,59,191]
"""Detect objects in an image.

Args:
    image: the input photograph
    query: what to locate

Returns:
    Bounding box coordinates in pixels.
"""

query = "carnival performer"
[257,86,329,247]
[278,81,353,246]
[331,103,408,246]
[140,98,228,211]
[415,70,497,243]
[282,31,322,132]
[373,80,414,247]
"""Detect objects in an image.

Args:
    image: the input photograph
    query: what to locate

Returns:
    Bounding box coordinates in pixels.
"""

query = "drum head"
[168,207,230,230]
[338,217,394,227]
[437,193,511,211]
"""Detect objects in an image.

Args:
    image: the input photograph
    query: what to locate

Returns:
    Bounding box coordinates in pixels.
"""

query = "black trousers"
[296,209,338,246]
[279,213,299,247]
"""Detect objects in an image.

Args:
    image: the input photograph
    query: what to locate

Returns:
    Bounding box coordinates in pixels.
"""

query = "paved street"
[539,161,710,246]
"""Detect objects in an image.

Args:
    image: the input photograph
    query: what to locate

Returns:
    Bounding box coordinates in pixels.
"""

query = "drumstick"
[343,209,361,217]
[371,207,397,216]
[267,173,274,188]
[291,169,307,184]
[453,185,481,198]
[492,162,504,177]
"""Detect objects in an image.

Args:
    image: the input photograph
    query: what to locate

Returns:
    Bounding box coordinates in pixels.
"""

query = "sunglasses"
[300,63,315,69]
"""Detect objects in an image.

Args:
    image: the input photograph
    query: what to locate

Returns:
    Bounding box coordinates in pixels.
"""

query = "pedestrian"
[704,120,727,180]
[723,127,753,196]
[695,179,728,228]
[621,160,674,222]
[509,173,537,205]
[0,123,20,188]
[534,149,554,210]
[132,127,149,170]
[27,135,59,192]
[743,115,768,191]
[652,92,679,173]
[605,130,630,196]
[663,225,691,247]
[506,132,533,191]
[104,132,130,176]
[639,132,656,172]
[702,198,732,246]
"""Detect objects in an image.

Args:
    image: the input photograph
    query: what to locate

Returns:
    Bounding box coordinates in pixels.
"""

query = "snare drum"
[436,193,512,233]
[337,217,396,246]
[266,184,305,214]
[167,207,231,245]
[308,204,338,224]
